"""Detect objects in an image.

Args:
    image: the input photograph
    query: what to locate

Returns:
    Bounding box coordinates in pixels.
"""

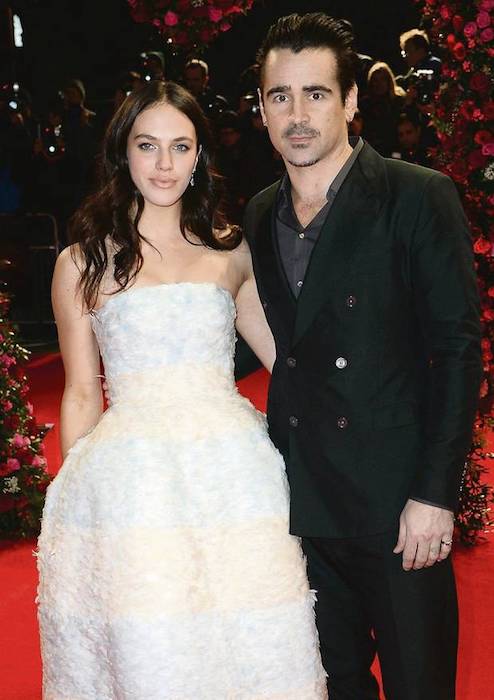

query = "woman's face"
[127,101,198,210]
[369,70,390,97]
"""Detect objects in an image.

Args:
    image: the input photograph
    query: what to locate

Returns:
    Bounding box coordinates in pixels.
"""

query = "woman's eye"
[137,142,155,151]
[173,143,190,152]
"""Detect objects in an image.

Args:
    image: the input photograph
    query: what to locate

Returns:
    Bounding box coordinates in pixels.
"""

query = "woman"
[37,80,327,699]
[359,61,405,157]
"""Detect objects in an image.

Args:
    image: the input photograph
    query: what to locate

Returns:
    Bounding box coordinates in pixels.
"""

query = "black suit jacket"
[243,142,481,538]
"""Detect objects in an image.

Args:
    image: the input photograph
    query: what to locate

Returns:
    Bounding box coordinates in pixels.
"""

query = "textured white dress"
[37,282,327,700]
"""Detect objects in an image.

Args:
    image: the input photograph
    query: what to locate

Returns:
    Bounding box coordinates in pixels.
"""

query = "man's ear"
[345,83,358,123]
[257,87,268,127]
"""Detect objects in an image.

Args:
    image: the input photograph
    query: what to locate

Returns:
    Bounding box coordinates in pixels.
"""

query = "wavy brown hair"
[69,80,240,310]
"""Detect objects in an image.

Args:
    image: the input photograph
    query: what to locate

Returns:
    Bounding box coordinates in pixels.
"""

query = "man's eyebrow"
[265,85,291,97]
[302,85,332,93]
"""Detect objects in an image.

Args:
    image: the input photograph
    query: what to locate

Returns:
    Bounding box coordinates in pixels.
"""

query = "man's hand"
[393,499,454,571]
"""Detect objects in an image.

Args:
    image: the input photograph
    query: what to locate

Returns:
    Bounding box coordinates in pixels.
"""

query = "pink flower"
[164,11,179,27]
[462,60,473,71]
[480,0,494,9]
[11,433,29,448]
[1,458,21,475]
[2,400,13,412]
[220,20,232,31]
[464,21,478,37]
[477,11,491,28]
[480,27,494,42]
[31,455,47,468]
[208,7,223,22]
[482,143,494,156]
[0,353,15,367]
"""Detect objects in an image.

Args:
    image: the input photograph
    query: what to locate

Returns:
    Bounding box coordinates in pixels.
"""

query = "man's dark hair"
[256,13,359,102]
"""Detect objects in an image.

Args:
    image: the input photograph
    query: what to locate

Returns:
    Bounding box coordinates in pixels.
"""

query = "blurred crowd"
[0,26,442,242]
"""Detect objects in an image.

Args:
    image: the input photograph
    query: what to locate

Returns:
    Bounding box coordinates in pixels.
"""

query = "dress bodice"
[90,282,237,405]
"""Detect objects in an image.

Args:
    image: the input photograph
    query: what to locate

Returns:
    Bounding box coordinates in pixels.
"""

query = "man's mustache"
[283,124,320,138]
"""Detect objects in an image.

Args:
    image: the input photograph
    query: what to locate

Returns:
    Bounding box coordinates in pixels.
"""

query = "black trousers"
[302,530,458,700]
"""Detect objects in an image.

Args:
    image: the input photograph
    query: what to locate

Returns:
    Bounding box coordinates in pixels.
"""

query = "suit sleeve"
[409,172,482,511]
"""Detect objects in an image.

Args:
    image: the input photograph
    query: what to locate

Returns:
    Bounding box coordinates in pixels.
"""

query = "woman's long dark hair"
[69,80,240,310]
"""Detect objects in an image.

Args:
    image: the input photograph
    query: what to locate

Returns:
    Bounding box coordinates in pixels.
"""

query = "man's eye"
[137,142,155,151]
[273,94,288,103]
[311,92,324,100]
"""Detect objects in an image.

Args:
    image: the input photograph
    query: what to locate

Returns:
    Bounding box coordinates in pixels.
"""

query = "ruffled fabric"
[37,282,327,699]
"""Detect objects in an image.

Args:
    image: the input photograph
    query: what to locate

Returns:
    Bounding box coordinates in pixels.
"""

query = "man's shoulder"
[243,180,280,239]
[382,154,450,192]
[247,180,280,211]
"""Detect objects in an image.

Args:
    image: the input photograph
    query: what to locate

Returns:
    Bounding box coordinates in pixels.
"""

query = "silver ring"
[441,539,453,547]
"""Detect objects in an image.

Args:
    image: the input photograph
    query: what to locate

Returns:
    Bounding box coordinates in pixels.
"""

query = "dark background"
[7,0,421,108]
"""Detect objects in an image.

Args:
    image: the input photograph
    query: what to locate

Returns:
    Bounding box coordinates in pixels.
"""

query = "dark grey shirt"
[276,137,364,297]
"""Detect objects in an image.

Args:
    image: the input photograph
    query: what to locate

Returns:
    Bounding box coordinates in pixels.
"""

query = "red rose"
[474,237,492,255]
[470,72,490,93]
[459,100,476,119]
[475,130,493,145]
[452,42,466,59]
[480,379,489,398]
[452,14,464,32]
[440,4,452,20]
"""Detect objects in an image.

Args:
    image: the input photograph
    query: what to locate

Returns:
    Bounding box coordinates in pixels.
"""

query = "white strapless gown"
[37,282,327,700]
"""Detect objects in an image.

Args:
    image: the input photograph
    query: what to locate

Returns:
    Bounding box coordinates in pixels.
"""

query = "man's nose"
[290,95,309,123]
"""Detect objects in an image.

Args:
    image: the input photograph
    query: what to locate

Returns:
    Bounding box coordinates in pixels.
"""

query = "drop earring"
[190,172,195,187]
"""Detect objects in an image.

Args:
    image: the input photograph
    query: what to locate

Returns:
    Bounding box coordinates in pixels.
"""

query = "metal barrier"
[0,213,60,342]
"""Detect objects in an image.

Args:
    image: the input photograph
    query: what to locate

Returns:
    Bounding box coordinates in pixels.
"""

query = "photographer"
[0,84,33,213]
[397,29,441,108]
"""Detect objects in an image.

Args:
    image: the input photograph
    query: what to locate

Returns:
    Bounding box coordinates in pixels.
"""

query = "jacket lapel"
[252,185,296,332]
[293,144,389,345]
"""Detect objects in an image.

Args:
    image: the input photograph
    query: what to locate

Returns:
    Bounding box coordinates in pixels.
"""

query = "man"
[395,112,431,167]
[397,28,441,105]
[243,13,481,700]
[183,58,229,118]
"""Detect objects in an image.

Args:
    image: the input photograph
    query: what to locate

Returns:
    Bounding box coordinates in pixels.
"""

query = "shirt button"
[289,415,299,428]
[297,280,303,288]
[337,416,349,429]
[298,232,305,239]
[346,295,357,308]
[335,357,348,369]
[287,357,297,368]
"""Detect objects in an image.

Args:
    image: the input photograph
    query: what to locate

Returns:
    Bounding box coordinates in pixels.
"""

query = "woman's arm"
[52,246,103,459]
[234,241,276,373]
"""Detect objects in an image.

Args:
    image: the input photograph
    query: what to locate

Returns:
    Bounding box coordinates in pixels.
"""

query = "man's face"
[403,40,425,69]
[184,66,207,97]
[398,121,420,149]
[260,48,357,169]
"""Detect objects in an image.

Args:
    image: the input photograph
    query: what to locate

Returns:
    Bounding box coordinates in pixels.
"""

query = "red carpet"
[1,354,493,699]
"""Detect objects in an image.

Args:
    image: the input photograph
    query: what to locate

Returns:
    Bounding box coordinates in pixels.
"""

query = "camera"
[407,68,437,105]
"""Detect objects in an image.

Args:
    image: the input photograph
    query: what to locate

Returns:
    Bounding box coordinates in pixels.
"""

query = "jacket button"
[335,357,348,369]
[287,357,297,368]
[346,295,356,308]
[337,416,348,429]
[289,415,299,428]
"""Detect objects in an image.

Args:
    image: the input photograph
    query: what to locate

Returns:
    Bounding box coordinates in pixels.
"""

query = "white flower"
[484,162,494,181]
[3,476,20,494]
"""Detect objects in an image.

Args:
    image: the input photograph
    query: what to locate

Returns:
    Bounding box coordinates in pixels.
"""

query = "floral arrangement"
[128,0,255,50]
[0,289,51,539]
[418,0,494,543]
